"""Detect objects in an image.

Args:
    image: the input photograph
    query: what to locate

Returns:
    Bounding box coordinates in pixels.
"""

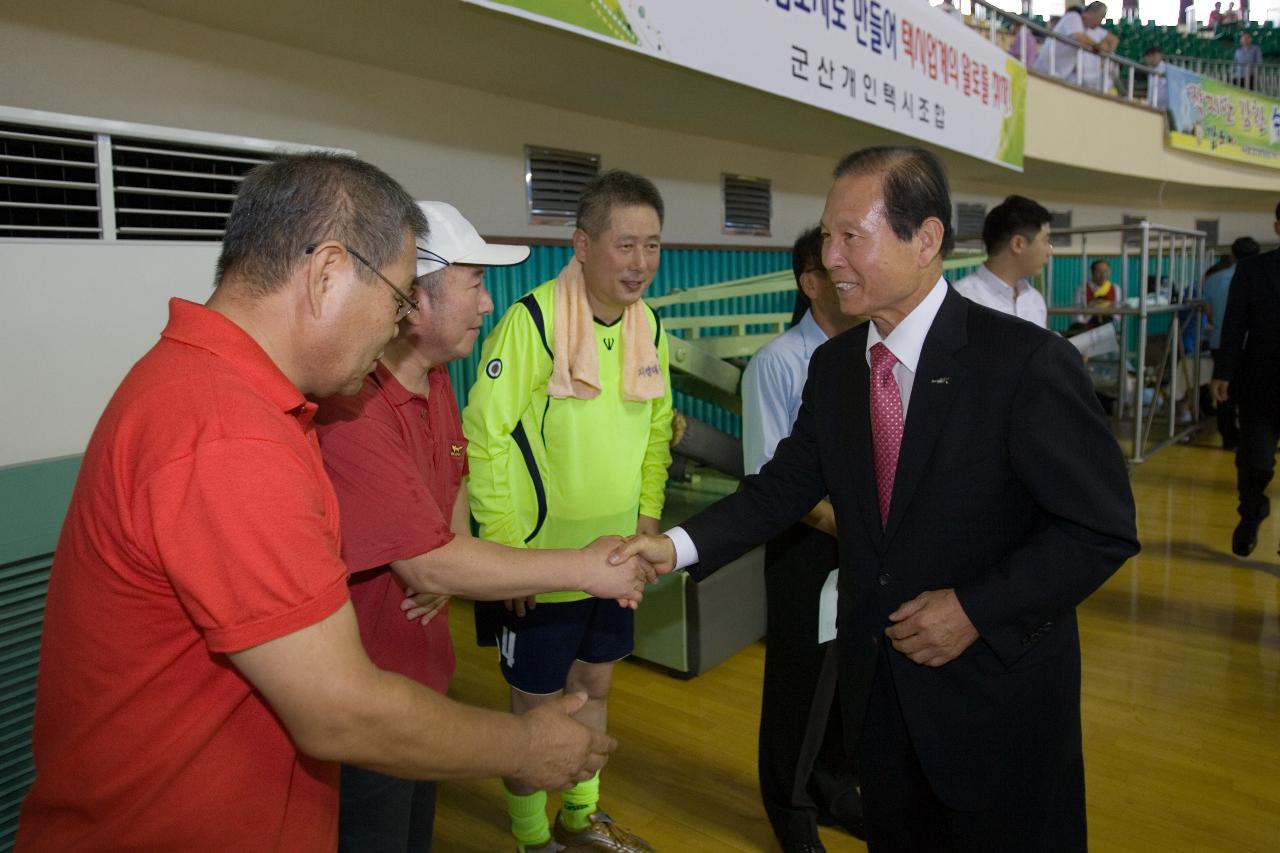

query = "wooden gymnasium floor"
[434,428,1280,852]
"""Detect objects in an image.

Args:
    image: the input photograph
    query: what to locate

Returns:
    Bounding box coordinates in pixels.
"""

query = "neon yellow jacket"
[462,278,673,603]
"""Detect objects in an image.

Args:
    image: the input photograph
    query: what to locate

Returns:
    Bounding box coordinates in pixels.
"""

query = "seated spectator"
[1088,260,1121,306]
[1144,46,1169,108]
[952,194,1053,328]
[1008,22,1040,66]
[1034,2,1114,84]
[1232,32,1263,89]
[1075,258,1121,327]
[1208,2,1223,27]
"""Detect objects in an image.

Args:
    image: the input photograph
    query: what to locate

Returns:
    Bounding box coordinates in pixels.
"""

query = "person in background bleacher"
[952,195,1053,328]
[1222,2,1241,24]
[1232,32,1263,89]
[1144,47,1169,108]
[1209,2,1224,27]
[1034,2,1116,85]
[1007,22,1039,66]
[1204,236,1262,450]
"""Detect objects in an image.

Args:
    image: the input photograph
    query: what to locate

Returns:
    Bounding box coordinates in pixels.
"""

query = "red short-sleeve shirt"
[316,362,467,694]
[16,299,350,853]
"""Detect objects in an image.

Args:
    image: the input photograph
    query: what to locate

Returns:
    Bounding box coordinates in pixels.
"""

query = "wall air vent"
[0,121,101,239]
[0,105,348,243]
[111,137,271,241]
[722,173,771,237]
[955,202,988,243]
[1049,210,1073,248]
[525,145,600,225]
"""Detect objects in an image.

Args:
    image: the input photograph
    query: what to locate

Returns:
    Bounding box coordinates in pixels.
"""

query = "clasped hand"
[884,588,979,667]
[400,536,665,623]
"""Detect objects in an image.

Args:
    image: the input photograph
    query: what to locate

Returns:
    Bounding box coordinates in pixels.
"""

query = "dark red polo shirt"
[17,299,349,852]
[316,362,466,694]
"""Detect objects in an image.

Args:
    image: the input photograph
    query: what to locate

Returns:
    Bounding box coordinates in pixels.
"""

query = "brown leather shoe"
[552,810,655,852]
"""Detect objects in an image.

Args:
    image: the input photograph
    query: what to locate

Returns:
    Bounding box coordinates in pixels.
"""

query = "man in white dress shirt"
[741,226,863,853]
[951,195,1052,328]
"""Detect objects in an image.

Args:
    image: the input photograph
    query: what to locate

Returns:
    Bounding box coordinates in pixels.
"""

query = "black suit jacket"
[683,287,1139,810]
[1213,248,1280,408]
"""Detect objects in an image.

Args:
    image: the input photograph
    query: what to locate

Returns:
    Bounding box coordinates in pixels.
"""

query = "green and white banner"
[465,0,1026,171]
[1166,65,1280,169]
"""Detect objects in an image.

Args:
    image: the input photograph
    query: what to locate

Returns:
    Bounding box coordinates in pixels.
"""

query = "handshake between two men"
[388,533,672,792]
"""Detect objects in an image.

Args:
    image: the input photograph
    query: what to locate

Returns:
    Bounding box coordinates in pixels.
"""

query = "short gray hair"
[215,152,428,295]
[415,268,447,305]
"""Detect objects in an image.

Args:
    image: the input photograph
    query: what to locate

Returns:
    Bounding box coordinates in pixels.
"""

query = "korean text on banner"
[1166,64,1280,169]
[466,0,1026,171]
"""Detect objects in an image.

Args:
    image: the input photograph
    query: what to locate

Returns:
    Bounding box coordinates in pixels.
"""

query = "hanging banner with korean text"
[464,0,1026,171]
[1165,65,1280,169]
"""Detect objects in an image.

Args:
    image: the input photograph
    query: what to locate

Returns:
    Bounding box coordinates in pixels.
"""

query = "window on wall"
[1049,210,1073,248]
[524,145,600,225]
[954,202,987,243]
[722,173,771,237]
[0,105,343,242]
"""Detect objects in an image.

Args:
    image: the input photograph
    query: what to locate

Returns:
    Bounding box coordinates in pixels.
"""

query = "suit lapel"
[837,324,887,552]
[882,288,969,542]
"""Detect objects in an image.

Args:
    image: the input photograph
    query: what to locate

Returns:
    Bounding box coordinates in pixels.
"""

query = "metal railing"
[1166,55,1279,95]
[1043,222,1208,464]
[969,1,1162,106]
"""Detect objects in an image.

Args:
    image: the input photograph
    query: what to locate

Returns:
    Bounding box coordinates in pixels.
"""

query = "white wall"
[0,243,218,467]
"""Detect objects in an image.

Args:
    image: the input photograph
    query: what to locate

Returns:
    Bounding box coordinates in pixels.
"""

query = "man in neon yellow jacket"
[463,170,672,853]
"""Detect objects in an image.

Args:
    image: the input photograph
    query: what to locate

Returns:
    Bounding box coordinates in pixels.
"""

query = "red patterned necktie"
[870,342,904,528]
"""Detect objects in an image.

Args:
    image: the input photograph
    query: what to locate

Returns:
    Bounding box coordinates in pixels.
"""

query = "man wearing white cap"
[316,202,649,853]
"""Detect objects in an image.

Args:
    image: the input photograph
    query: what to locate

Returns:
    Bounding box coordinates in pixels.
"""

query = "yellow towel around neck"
[546,259,665,402]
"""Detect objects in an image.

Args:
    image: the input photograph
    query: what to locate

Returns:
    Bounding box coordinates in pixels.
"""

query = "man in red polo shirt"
[16,155,656,853]
[316,201,532,852]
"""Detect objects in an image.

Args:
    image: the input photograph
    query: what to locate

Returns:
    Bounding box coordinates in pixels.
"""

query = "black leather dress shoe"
[781,842,827,853]
[821,789,866,840]
[1233,517,1261,557]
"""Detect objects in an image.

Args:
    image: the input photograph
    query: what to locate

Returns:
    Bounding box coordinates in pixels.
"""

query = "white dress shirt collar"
[974,263,1031,299]
[796,308,830,356]
[864,276,948,371]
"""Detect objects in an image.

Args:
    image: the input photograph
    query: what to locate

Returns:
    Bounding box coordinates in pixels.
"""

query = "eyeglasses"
[305,242,419,321]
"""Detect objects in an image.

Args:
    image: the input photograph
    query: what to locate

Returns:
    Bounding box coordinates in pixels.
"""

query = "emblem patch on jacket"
[486,358,502,379]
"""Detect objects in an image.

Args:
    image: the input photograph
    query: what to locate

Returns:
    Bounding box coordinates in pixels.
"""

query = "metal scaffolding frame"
[1044,221,1209,464]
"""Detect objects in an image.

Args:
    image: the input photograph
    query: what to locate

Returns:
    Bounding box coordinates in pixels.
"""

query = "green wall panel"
[0,455,80,851]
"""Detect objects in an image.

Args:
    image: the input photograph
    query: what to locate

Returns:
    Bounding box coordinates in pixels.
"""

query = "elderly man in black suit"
[1211,202,1280,558]
[612,146,1139,852]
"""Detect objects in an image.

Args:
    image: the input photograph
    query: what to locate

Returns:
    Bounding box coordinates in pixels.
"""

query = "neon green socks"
[560,771,601,831]
[506,786,550,850]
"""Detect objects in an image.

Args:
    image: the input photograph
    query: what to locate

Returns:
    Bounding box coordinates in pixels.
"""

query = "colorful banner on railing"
[464,0,1025,171]
[1166,65,1280,169]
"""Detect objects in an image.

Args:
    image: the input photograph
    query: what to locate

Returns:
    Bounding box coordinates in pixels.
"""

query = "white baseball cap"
[415,201,530,276]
